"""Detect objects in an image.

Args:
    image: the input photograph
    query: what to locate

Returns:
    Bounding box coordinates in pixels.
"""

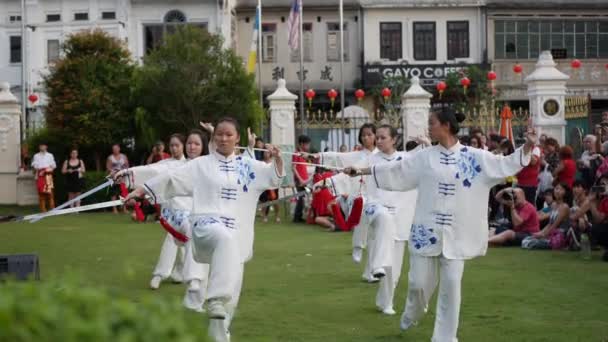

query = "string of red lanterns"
[305,89,315,108]
[354,89,365,103]
[436,81,447,99]
[327,89,338,107]
[460,77,471,95]
[28,94,38,104]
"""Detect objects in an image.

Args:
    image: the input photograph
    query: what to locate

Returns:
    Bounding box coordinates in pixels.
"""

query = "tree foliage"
[42,29,135,169]
[432,65,499,113]
[133,25,262,138]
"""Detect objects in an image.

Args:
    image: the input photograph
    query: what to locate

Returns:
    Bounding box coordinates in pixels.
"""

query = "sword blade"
[257,189,308,209]
[30,179,114,222]
[24,199,125,222]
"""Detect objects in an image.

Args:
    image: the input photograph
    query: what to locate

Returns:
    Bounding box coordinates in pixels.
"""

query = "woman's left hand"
[266,144,281,158]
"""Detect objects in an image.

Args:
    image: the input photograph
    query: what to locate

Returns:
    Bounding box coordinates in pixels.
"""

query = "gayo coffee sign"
[363,63,480,87]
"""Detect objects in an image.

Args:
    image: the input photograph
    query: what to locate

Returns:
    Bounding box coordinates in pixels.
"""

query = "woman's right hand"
[124,187,146,205]
[112,169,127,181]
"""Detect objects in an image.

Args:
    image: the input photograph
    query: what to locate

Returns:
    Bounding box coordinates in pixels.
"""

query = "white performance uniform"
[364,150,418,314]
[373,143,530,342]
[320,149,377,279]
[144,151,284,338]
[127,157,209,311]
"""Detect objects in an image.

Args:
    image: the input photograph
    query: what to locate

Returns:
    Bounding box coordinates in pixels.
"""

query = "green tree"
[133,25,262,139]
[434,65,498,113]
[43,29,135,170]
[371,75,411,112]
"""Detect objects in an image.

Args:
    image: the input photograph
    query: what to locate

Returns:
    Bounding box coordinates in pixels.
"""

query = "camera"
[501,190,514,201]
[591,185,607,195]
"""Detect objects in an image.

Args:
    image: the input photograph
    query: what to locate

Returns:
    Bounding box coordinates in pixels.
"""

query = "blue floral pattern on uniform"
[410,224,438,250]
[161,207,173,220]
[236,156,256,192]
[193,216,220,229]
[364,204,378,217]
[455,147,482,188]
[171,209,190,228]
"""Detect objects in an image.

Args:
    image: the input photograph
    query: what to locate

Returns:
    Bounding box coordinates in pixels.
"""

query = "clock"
[543,99,559,116]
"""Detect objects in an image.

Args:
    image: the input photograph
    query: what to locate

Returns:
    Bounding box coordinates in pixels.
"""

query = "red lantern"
[513,64,523,74]
[354,89,365,103]
[460,77,471,94]
[487,71,497,81]
[605,63,608,70]
[571,59,582,69]
[436,81,447,99]
[327,88,338,107]
[305,89,315,107]
[381,87,391,101]
[28,93,38,104]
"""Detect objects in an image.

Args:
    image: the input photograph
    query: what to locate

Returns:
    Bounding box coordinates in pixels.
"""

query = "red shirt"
[513,202,540,234]
[598,198,608,216]
[517,146,541,187]
[557,159,576,188]
[292,152,309,185]
[152,152,170,163]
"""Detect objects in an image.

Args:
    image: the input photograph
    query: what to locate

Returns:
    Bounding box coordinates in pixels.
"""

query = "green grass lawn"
[0,208,607,341]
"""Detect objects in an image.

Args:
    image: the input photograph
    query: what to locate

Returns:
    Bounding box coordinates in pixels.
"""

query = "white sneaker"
[382,307,396,315]
[400,314,416,331]
[372,268,386,279]
[188,279,201,291]
[352,248,363,263]
[207,300,227,320]
[169,270,184,283]
[149,275,162,290]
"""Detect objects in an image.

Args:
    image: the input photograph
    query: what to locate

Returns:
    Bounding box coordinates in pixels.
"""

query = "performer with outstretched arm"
[346,109,536,341]
[126,117,284,342]
[115,131,209,312]
[311,123,379,282]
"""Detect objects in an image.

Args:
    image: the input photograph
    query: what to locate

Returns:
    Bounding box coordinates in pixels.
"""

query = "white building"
[361,0,485,88]
[486,0,608,112]
[0,0,235,130]
[234,0,361,106]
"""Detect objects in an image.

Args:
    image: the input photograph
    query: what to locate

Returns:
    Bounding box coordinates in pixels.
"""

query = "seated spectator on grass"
[469,136,481,149]
[489,188,540,247]
[538,189,555,224]
[571,174,608,261]
[522,183,572,250]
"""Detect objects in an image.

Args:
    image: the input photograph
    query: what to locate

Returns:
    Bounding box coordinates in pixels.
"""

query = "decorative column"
[267,79,297,186]
[525,51,569,145]
[401,76,432,149]
[0,82,27,204]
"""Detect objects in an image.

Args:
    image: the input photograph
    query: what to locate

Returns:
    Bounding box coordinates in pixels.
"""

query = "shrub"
[0,277,208,341]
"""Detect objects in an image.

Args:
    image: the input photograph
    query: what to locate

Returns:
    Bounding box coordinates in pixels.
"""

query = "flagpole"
[298,0,305,134]
[339,0,345,146]
[257,0,263,109]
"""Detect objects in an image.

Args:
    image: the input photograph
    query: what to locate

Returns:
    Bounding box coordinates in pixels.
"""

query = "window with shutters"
[327,22,349,62]
[494,19,608,59]
[47,40,60,64]
[291,23,313,62]
[102,11,116,20]
[447,21,469,59]
[380,22,402,61]
[413,22,436,60]
[46,14,61,22]
[74,12,89,21]
[262,23,277,63]
[10,36,21,63]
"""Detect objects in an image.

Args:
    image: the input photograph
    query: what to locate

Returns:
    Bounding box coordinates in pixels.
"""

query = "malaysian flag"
[287,0,301,51]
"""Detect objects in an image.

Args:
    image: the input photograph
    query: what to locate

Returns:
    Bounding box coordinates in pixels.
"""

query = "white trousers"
[191,216,241,305]
[376,240,406,311]
[208,260,245,342]
[152,233,185,279]
[402,254,465,342]
[367,208,397,272]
